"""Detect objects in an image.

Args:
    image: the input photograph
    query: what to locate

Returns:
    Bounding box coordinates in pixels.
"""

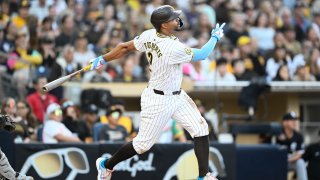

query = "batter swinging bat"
[42,64,92,92]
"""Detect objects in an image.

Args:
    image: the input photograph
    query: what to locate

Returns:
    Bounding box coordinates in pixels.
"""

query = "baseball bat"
[42,64,92,92]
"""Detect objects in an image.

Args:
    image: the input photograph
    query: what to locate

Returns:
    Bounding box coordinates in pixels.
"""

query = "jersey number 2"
[147,52,153,72]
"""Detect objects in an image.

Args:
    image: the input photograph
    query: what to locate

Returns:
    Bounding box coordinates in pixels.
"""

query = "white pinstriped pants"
[133,87,209,154]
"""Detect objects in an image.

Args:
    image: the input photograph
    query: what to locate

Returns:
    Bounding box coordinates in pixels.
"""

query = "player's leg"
[96,88,174,179]
[172,91,216,180]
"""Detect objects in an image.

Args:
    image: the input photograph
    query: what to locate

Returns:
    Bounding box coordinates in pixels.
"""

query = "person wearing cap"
[237,36,267,78]
[42,103,81,143]
[11,0,30,29]
[81,103,99,139]
[276,111,307,180]
[62,100,91,142]
[97,105,128,142]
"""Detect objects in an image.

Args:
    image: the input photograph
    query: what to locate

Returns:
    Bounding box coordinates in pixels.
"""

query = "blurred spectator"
[237,36,266,77]
[232,59,253,81]
[292,1,312,41]
[11,0,30,29]
[38,35,57,77]
[62,100,91,142]
[29,0,50,22]
[0,0,10,27]
[225,12,249,46]
[292,64,316,81]
[81,104,99,138]
[145,0,162,16]
[249,12,275,52]
[266,45,292,80]
[55,14,77,51]
[15,100,37,142]
[303,131,320,180]
[100,100,136,140]
[0,21,16,54]
[283,26,302,55]
[311,12,320,39]
[308,48,320,80]
[87,16,109,54]
[194,0,216,26]
[73,2,87,32]
[305,26,320,48]
[114,53,145,82]
[38,16,59,39]
[84,0,102,23]
[82,64,112,83]
[273,64,291,81]
[158,119,187,143]
[0,97,18,122]
[279,7,293,30]
[9,27,42,97]
[98,105,128,142]
[26,14,39,50]
[26,76,59,123]
[209,58,236,81]
[42,103,81,143]
[73,31,96,68]
[51,45,82,83]
[276,112,308,180]
[193,13,212,37]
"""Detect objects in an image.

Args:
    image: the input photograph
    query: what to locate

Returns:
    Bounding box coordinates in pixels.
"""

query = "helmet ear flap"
[178,17,184,29]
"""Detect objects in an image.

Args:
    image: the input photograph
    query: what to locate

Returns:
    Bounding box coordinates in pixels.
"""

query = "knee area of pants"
[133,141,153,154]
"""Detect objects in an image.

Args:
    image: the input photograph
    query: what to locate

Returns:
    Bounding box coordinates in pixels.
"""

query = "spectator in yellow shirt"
[11,0,30,29]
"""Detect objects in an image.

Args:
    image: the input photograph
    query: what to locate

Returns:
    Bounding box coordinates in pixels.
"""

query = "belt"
[153,89,181,95]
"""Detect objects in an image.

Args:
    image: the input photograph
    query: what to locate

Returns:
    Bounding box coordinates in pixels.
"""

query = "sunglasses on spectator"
[52,109,62,116]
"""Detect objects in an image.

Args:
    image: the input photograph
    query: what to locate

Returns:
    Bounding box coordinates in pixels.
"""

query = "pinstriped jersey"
[133,29,194,91]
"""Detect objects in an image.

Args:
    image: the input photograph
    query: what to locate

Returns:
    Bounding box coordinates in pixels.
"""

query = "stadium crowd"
[0,0,320,179]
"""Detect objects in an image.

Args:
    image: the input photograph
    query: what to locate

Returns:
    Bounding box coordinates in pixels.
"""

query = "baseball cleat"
[203,172,218,180]
[96,157,113,180]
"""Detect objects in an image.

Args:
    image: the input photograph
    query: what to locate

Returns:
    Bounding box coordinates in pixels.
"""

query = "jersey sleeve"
[169,41,194,64]
[133,30,150,52]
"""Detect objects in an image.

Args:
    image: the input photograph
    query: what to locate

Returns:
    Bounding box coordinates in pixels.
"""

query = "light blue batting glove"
[211,22,226,41]
[89,56,107,70]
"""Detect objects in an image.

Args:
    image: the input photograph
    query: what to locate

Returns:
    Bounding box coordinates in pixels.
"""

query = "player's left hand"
[89,56,107,70]
[211,23,226,41]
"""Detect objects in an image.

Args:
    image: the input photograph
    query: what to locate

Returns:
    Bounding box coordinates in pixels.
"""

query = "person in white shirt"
[42,103,81,143]
[209,58,236,82]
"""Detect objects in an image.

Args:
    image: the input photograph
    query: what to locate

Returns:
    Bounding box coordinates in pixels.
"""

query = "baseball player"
[0,114,33,180]
[91,5,225,180]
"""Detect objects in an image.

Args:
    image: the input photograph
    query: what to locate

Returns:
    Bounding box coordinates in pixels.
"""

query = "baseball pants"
[133,87,209,154]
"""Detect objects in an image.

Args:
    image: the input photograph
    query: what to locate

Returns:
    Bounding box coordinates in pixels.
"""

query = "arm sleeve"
[133,30,150,52]
[191,37,217,62]
[169,42,194,64]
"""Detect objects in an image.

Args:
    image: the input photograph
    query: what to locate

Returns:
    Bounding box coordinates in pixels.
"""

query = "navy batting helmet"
[150,5,184,31]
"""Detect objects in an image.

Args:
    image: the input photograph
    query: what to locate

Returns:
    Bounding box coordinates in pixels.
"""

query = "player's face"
[167,18,180,32]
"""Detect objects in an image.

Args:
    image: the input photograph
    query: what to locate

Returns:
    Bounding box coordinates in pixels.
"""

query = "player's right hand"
[89,55,107,70]
[211,23,226,41]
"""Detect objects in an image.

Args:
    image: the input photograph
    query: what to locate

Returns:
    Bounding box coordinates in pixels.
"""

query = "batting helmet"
[150,5,184,31]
